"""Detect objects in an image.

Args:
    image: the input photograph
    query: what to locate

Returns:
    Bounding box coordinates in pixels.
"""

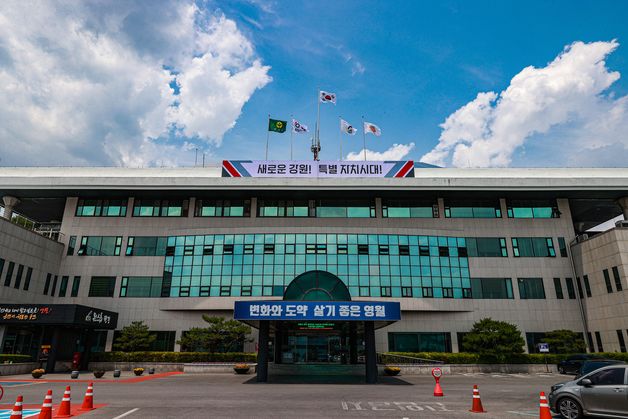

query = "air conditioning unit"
[615,220,628,228]
[575,234,589,243]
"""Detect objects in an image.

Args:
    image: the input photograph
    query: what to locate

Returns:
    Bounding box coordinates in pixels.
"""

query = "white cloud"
[421,40,628,167]
[346,143,415,161]
[0,1,271,167]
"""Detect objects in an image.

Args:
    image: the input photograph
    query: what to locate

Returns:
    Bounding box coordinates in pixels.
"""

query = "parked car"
[557,354,603,375]
[577,359,625,377]
[549,363,628,419]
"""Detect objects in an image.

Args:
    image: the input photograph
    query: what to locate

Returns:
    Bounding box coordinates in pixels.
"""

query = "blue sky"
[0,0,627,167]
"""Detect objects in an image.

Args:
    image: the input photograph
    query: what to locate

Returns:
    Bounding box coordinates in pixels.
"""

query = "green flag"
[268,118,287,133]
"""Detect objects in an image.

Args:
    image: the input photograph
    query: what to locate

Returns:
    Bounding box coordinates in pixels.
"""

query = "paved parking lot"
[0,372,566,418]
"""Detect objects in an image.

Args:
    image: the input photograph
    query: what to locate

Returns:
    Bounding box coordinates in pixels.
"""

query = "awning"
[0,304,118,329]
[234,300,400,329]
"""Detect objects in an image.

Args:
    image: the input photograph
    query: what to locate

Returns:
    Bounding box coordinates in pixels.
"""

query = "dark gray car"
[548,364,628,418]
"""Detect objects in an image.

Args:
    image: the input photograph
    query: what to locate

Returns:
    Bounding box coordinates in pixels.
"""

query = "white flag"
[319,90,336,104]
[292,119,309,134]
[364,121,381,136]
[340,119,357,135]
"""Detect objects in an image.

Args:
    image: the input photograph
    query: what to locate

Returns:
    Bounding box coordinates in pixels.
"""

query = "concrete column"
[617,197,628,220]
[2,196,20,220]
[257,321,270,382]
[0,325,6,352]
[104,330,114,352]
[274,321,283,364]
[437,198,445,218]
[349,323,357,364]
[364,321,377,384]
[173,330,181,352]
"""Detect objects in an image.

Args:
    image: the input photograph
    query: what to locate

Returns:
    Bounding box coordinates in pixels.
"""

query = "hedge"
[90,352,256,363]
[384,352,628,364]
[0,354,33,363]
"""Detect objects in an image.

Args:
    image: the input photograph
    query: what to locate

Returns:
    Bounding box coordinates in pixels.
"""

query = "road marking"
[342,401,450,412]
[507,411,537,416]
[112,408,140,419]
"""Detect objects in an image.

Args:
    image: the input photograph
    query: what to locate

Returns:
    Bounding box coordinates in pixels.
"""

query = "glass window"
[617,330,626,353]
[388,332,452,352]
[576,277,584,299]
[583,275,592,297]
[120,276,163,297]
[466,238,507,257]
[23,267,32,291]
[553,278,563,299]
[470,278,513,299]
[50,275,58,296]
[257,200,310,217]
[71,276,81,297]
[444,200,501,218]
[612,267,623,291]
[517,278,546,299]
[595,331,604,352]
[557,237,568,257]
[507,199,559,219]
[13,264,23,289]
[67,236,76,256]
[382,199,437,218]
[0,258,4,279]
[133,200,188,217]
[126,237,167,256]
[588,367,625,385]
[77,236,122,256]
[316,199,375,218]
[4,261,14,287]
[565,277,576,299]
[512,237,555,257]
[76,199,127,217]
[59,276,69,297]
[195,200,250,217]
[43,273,51,295]
[88,276,116,297]
[603,269,613,293]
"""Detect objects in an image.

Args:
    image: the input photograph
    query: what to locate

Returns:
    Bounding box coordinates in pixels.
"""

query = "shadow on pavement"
[242,375,413,385]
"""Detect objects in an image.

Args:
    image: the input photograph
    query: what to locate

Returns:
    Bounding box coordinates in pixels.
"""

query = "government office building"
[1,163,627,370]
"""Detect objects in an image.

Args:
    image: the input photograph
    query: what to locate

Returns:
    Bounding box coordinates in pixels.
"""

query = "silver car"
[548,364,628,418]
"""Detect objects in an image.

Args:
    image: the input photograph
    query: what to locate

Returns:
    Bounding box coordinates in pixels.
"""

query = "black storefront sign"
[0,304,118,329]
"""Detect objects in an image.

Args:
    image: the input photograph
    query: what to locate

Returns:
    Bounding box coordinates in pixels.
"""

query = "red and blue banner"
[222,160,414,178]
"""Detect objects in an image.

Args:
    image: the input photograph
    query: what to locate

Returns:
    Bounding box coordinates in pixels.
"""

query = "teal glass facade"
[163,233,472,299]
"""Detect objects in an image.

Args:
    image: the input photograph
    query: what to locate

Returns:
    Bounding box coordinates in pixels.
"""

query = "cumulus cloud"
[421,40,628,167]
[0,1,271,167]
[346,143,415,161]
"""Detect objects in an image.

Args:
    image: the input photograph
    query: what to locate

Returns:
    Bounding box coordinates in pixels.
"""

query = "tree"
[113,321,156,352]
[544,330,586,354]
[177,316,252,352]
[462,318,525,362]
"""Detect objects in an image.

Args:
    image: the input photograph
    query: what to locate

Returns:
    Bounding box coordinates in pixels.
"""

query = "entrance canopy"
[234,300,400,329]
[0,304,118,329]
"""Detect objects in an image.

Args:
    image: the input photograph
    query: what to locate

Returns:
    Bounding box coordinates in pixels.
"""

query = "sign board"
[234,301,401,322]
[538,343,550,353]
[222,160,414,178]
[0,304,118,329]
[432,367,442,378]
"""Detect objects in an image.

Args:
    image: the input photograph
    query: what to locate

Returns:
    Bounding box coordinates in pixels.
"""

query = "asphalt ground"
[0,372,568,418]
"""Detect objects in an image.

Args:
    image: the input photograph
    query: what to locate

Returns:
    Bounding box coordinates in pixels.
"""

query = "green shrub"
[385,352,578,364]
[90,351,256,363]
[0,354,32,363]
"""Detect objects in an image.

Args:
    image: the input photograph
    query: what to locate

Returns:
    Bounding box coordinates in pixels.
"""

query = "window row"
[74,198,561,219]
[1,257,33,291]
[44,274,81,297]
[603,267,624,293]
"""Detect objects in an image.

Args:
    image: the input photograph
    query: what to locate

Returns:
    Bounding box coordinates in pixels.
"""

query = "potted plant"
[384,366,401,376]
[93,370,105,378]
[133,367,144,376]
[113,369,121,378]
[233,363,250,374]
[31,368,45,379]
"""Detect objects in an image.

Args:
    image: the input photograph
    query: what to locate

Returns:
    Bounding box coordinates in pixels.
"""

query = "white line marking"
[507,411,537,416]
[112,408,140,419]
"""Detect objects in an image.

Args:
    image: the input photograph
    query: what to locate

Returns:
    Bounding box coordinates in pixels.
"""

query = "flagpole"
[362,115,367,161]
[338,116,342,160]
[265,114,270,160]
[290,114,294,160]
[316,87,321,144]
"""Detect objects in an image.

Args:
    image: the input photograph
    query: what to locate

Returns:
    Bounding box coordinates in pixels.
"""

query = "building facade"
[0,165,627,364]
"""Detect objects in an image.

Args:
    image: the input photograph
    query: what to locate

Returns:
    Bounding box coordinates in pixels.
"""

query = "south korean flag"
[319,90,337,104]
[292,119,309,134]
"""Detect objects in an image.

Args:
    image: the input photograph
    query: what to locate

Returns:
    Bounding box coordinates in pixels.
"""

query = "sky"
[0,0,628,167]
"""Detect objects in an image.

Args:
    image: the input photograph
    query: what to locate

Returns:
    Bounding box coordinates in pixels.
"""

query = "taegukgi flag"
[292,119,309,134]
[364,121,381,136]
[319,90,336,104]
[340,119,357,135]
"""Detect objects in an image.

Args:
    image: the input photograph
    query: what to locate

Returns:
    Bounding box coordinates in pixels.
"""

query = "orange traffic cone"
[54,386,72,418]
[469,384,486,413]
[38,390,53,419]
[433,378,444,396]
[9,395,23,419]
[539,391,552,419]
[79,382,94,411]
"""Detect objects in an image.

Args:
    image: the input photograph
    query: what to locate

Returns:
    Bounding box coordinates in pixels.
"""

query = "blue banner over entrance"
[234,301,401,321]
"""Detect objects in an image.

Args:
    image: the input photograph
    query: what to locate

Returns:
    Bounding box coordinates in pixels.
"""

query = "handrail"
[377,352,444,365]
